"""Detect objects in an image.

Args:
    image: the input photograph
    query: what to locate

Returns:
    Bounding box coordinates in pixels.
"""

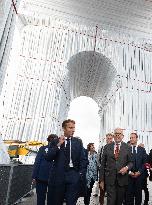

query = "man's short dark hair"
[62,119,75,128]
[131,133,138,138]
[47,134,58,142]
[106,133,113,138]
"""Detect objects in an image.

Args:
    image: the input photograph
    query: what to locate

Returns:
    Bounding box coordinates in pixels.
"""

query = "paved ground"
[18,180,152,205]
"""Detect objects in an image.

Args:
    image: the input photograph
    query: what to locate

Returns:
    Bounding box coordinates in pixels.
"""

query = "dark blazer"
[131,146,147,175]
[149,149,152,181]
[32,145,53,182]
[79,148,89,197]
[99,141,133,186]
[45,137,88,184]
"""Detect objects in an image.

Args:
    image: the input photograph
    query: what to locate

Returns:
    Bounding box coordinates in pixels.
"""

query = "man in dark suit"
[32,134,58,205]
[99,128,133,205]
[98,133,114,205]
[46,119,88,205]
[126,133,147,205]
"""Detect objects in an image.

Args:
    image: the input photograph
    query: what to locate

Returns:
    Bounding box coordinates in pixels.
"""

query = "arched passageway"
[66,50,116,145]
[68,96,100,149]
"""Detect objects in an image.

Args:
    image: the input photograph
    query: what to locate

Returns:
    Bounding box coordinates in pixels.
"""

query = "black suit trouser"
[47,169,80,205]
[126,176,142,205]
[106,182,126,205]
[84,178,95,205]
[142,177,149,204]
[36,181,48,205]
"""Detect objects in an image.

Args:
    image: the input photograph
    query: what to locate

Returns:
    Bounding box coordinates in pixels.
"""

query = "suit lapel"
[136,146,139,159]
[110,142,115,159]
[119,142,124,153]
[118,143,122,160]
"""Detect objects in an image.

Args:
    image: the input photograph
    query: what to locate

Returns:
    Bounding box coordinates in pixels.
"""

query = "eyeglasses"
[114,133,122,136]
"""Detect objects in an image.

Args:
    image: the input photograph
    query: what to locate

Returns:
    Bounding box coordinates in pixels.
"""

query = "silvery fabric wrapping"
[0,134,10,164]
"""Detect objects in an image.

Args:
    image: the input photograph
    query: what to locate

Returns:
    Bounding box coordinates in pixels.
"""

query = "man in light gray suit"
[99,128,133,205]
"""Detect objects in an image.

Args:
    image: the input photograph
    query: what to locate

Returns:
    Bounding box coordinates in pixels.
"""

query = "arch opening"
[68,96,100,149]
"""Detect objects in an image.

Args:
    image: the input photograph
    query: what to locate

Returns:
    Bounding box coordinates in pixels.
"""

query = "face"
[113,128,124,143]
[63,122,75,137]
[106,135,113,144]
[90,144,95,151]
[130,133,138,145]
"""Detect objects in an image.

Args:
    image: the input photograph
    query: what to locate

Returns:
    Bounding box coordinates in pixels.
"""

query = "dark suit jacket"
[149,149,152,166]
[149,149,152,181]
[99,141,133,186]
[32,145,53,182]
[131,146,147,176]
[79,148,89,197]
[45,137,88,185]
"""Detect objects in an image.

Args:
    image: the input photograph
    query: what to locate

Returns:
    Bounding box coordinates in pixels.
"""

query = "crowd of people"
[32,119,152,205]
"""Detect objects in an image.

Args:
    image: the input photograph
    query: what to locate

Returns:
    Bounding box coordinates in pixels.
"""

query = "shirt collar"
[114,142,122,146]
[65,137,71,140]
[132,145,137,152]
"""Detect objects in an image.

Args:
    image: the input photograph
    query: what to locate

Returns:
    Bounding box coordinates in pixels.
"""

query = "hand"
[138,143,144,148]
[134,171,141,178]
[32,179,36,184]
[57,135,65,146]
[119,166,128,175]
[129,172,135,177]
[99,181,104,190]
[79,172,84,180]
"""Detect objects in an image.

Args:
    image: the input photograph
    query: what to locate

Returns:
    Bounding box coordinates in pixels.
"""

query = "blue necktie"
[133,146,136,155]
[133,146,137,171]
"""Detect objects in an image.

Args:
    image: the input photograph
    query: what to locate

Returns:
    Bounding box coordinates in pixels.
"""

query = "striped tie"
[115,143,119,160]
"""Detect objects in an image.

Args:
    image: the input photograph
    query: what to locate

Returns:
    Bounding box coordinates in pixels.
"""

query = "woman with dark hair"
[84,143,98,205]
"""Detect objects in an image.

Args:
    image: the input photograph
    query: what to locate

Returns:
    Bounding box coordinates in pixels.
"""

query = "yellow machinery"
[4,140,46,157]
